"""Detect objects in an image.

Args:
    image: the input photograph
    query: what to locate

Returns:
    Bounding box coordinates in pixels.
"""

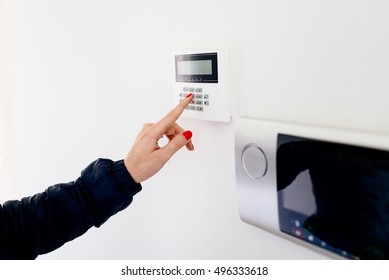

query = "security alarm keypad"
[174,51,230,122]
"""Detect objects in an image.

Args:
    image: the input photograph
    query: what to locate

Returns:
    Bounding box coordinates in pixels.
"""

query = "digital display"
[177,60,212,75]
[175,52,218,83]
[277,134,389,259]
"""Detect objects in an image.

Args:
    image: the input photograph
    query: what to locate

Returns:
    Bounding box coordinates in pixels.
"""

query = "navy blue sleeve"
[0,159,142,259]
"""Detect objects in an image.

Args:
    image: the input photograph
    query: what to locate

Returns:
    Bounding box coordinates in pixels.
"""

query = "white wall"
[3,0,388,259]
[0,0,20,201]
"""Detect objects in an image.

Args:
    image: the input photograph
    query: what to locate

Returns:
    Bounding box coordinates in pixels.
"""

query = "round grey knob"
[242,144,268,180]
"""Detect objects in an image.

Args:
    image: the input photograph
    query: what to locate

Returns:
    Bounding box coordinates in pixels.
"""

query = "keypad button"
[179,91,207,113]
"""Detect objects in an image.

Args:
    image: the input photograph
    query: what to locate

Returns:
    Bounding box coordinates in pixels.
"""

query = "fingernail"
[183,130,192,140]
[186,93,193,99]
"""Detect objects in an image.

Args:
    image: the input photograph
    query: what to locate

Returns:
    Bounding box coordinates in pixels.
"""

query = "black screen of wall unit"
[277,134,389,259]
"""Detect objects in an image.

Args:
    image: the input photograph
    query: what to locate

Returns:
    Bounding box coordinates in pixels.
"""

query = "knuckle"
[143,127,155,138]
[143,123,154,129]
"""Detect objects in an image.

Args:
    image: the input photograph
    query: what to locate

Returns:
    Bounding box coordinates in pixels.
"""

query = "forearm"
[0,159,141,259]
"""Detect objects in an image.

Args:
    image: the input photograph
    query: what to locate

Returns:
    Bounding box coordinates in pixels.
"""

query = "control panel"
[235,117,389,259]
[174,50,230,122]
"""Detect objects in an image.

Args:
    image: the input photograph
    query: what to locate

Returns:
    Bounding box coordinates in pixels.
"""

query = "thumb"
[162,130,193,159]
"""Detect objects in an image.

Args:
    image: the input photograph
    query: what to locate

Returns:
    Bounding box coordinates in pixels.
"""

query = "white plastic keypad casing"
[173,50,231,122]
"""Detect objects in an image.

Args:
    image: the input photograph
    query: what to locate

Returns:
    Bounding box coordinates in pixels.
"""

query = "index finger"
[152,93,193,137]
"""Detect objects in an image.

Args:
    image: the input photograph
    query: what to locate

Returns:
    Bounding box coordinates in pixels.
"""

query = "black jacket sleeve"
[0,158,142,260]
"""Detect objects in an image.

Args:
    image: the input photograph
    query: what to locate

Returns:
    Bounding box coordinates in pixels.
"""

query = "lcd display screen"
[277,134,389,259]
[177,60,212,75]
[175,52,218,83]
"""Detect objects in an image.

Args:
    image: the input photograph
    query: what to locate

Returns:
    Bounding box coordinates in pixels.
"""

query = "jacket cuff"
[111,160,142,197]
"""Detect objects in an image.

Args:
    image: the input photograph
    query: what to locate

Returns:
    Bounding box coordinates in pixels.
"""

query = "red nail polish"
[186,93,193,99]
[183,130,192,140]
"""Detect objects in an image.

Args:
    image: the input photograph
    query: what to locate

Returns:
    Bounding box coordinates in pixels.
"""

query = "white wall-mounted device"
[235,117,389,259]
[173,50,230,122]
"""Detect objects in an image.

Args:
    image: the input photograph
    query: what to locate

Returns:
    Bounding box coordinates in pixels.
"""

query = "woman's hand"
[124,94,194,183]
